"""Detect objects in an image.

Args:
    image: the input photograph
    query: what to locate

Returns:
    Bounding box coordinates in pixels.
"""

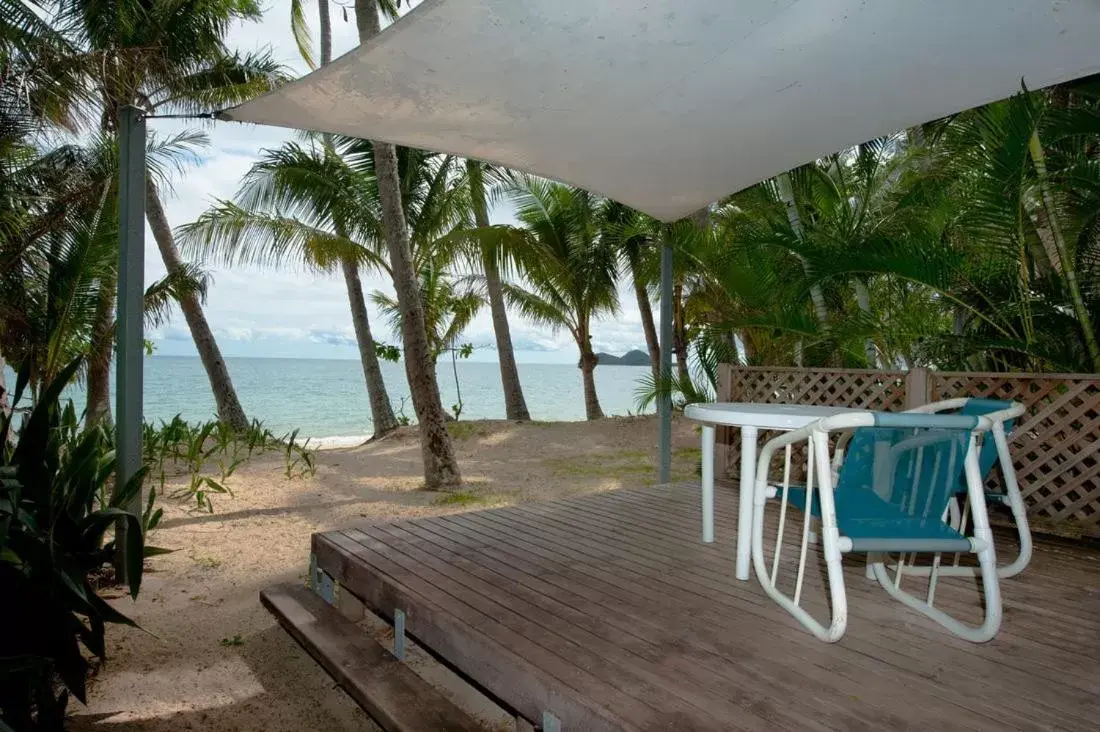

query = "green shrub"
[0,359,147,731]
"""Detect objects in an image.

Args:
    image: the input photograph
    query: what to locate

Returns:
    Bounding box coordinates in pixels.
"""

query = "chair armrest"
[905,398,970,414]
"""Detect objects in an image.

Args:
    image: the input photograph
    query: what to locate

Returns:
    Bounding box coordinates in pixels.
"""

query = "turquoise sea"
[6,356,654,441]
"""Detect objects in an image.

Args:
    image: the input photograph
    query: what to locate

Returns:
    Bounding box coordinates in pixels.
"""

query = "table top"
[684,402,864,430]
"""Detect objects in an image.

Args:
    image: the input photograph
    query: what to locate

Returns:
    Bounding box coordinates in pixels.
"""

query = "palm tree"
[0,131,204,416]
[51,0,290,430]
[354,0,461,488]
[178,139,401,438]
[598,201,661,380]
[372,250,484,363]
[466,160,531,420]
[504,178,619,420]
[261,0,401,438]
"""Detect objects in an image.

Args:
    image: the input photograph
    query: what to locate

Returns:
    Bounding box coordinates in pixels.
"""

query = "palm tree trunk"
[777,173,828,326]
[341,257,399,436]
[319,0,397,437]
[0,351,10,422]
[85,274,115,427]
[467,159,530,421]
[740,331,757,364]
[1028,131,1100,370]
[672,282,690,382]
[578,346,604,420]
[145,183,249,430]
[356,1,461,488]
[632,265,660,380]
[851,277,878,368]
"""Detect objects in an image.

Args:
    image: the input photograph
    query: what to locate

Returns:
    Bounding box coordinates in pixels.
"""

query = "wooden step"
[260,582,485,732]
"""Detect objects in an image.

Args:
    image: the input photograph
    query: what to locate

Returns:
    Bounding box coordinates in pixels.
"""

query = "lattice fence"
[717,366,909,487]
[716,366,1100,538]
[931,372,1100,537]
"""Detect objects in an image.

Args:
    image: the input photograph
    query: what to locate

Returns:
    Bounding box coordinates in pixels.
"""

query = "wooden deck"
[311,483,1100,731]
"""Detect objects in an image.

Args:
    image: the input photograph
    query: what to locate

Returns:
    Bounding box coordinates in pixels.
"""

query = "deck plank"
[313,483,1100,732]
[455,502,1091,729]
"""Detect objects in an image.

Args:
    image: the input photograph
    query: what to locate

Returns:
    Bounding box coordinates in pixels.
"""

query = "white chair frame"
[902,399,1031,578]
[751,412,1003,643]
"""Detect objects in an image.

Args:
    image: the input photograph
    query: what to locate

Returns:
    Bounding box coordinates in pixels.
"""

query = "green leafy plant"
[282,429,316,479]
[449,343,476,420]
[0,359,147,731]
[395,396,412,427]
[137,416,316,513]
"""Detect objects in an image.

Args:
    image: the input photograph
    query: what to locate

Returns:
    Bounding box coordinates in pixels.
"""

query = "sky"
[145,0,649,365]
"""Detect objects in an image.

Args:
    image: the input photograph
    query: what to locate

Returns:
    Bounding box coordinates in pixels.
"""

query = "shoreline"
[308,433,373,450]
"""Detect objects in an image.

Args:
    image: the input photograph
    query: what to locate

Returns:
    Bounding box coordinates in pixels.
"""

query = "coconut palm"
[353,0,461,488]
[371,250,484,363]
[465,160,531,420]
[48,0,290,430]
[255,0,402,435]
[504,177,619,420]
[0,131,205,414]
[597,201,662,380]
[178,139,400,438]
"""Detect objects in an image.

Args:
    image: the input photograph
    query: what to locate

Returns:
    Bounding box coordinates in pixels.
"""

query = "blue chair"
[751,411,1003,642]
[905,398,1030,577]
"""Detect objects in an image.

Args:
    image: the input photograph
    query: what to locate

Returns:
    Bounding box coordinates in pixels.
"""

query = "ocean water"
[5,356,654,440]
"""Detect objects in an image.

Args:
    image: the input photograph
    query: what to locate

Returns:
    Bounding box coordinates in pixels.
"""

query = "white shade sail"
[221,0,1100,222]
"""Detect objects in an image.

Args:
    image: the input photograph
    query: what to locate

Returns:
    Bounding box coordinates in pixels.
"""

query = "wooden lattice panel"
[721,368,907,484]
[729,367,908,411]
[932,372,1100,537]
[715,365,1100,538]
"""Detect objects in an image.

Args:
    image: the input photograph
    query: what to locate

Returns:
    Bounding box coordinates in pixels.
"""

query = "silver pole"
[115,105,145,579]
[658,232,673,484]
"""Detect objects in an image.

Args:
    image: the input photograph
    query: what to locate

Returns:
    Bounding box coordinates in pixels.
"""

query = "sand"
[68,415,699,731]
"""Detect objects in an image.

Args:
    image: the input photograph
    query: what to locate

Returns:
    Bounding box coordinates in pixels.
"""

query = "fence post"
[905,367,931,409]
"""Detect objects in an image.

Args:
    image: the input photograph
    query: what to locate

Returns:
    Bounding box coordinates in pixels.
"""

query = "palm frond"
[143,263,208,330]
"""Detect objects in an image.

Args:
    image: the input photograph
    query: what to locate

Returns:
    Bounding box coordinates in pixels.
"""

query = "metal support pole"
[658,234,673,484]
[114,106,146,582]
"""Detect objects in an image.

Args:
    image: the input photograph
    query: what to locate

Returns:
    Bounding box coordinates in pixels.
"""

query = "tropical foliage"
[0,359,147,732]
[6,5,1100,452]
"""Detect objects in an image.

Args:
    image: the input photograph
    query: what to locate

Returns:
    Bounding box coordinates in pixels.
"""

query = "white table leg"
[700,424,715,543]
[736,425,759,581]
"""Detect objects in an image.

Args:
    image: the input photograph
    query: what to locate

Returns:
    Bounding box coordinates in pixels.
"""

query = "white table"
[684,402,861,580]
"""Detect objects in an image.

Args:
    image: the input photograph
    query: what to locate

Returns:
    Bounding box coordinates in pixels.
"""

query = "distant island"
[596,349,651,366]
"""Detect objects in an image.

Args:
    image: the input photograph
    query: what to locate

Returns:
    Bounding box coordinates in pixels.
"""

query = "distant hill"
[596,349,651,366]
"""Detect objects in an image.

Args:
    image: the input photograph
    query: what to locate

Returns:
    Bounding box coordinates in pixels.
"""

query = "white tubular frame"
[751,412,876,642]
[870,430,1002,642]
[903,399,1031,578]
[752,412,1004,643]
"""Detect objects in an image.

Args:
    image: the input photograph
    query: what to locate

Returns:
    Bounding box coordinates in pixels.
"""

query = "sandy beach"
[69,415,699,731]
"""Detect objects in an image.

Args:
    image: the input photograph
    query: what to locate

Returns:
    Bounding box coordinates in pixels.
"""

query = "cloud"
[159,326,192,342]
[308,328,357,347]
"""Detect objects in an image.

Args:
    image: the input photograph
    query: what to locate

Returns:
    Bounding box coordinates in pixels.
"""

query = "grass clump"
[446,421,490,440]
[433,491,490,507]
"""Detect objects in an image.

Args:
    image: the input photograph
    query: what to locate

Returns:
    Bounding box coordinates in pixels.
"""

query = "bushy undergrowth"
[1,360,147,732]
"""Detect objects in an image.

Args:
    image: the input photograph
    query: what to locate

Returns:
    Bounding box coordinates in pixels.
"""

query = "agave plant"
[0,357,147,731]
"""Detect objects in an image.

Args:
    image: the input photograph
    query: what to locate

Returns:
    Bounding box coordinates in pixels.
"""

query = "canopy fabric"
[221,0,1100,222]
